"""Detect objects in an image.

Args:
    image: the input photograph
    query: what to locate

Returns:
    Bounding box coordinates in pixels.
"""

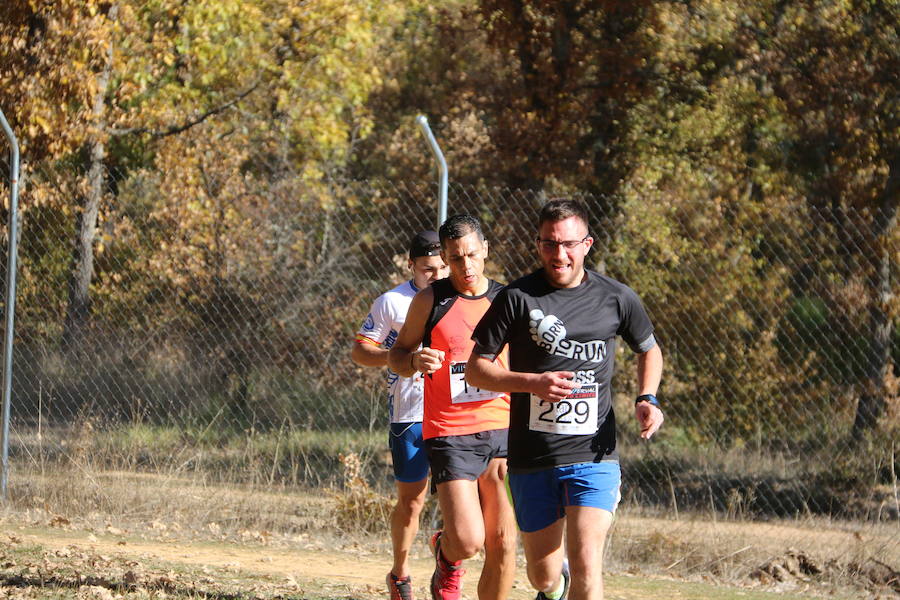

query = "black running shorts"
[425,428,508,486]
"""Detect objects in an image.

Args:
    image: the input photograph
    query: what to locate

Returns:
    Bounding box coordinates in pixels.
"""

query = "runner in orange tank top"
[389,215,516,600]
[421,276,509,440]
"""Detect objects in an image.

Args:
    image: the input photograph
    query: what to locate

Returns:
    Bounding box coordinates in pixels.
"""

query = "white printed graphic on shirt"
[529,309,607,363]
[529,383,599,435]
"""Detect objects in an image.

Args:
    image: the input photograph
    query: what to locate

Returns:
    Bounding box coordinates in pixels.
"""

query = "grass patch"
[14,423,389,489]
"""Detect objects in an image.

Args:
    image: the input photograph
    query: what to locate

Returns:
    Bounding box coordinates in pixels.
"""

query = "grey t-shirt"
[471,268,656,471]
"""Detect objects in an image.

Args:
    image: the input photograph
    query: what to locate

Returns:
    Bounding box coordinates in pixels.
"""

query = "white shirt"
[355,281,424,423]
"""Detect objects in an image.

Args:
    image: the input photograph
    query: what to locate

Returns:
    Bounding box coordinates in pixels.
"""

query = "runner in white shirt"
[352,230,448,600]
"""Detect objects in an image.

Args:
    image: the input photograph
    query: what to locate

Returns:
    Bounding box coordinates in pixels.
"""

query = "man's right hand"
[532,371,576,402]
[414,347,446,374]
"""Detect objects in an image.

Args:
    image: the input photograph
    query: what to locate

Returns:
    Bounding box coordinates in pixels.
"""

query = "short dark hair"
[538,198,589,228]
[439,214,484,247]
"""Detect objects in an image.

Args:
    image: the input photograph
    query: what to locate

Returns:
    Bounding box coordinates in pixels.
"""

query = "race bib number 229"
[529,384,599,435]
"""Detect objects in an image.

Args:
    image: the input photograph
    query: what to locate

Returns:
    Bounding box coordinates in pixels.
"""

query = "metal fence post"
[0,107,20,502]
[415,115,448,227]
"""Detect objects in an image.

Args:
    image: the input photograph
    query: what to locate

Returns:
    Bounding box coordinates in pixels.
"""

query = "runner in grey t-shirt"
[467,199,664,600]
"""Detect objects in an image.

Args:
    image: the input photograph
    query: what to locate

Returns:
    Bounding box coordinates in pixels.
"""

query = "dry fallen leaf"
[49,515,71,528]
[76,584,115,600]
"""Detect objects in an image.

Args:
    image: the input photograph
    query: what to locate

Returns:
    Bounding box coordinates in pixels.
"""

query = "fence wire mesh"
[0,158,897,539]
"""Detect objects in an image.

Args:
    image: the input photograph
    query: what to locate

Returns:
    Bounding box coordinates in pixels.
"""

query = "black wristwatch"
[635,394,660,407]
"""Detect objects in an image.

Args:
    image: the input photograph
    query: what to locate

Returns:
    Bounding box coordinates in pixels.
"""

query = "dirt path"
[3,510,892,599]
[4,524,536,600]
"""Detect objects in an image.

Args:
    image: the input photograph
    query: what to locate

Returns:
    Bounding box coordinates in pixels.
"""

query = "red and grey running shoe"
[386,572,414,600]
[429,531,465,600]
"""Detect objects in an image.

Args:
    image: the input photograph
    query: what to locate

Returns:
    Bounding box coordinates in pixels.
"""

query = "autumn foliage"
[0,0,896,511]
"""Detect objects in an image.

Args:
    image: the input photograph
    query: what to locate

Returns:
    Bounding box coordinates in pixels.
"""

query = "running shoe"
[535,559,569,600]
[386,572,414,600]
[429,530,465,600]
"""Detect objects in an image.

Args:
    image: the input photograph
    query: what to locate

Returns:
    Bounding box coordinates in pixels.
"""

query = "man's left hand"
[635,402,663,439]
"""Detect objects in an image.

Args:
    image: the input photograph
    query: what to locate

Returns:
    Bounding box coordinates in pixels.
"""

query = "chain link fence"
[1,156,898,544]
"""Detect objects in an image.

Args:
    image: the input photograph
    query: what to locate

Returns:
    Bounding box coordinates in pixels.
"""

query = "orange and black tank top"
[422,278,510,439]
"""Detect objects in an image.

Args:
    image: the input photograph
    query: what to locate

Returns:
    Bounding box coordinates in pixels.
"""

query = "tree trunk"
[61,139,105,351]
[852,151,899,436]
[61,3,118,351]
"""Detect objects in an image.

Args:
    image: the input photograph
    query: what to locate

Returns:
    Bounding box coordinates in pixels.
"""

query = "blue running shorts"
[508,462,621,532]
[389,422,429,483]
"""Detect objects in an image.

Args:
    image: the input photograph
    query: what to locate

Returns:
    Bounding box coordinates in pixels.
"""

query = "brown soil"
[2,522,535,599]
[2,474,897,599]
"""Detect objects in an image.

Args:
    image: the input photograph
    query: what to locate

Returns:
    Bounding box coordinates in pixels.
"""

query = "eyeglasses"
[536,236,589,251]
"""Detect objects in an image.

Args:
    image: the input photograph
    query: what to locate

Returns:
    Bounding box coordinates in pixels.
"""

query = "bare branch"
[107,81,260,138]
